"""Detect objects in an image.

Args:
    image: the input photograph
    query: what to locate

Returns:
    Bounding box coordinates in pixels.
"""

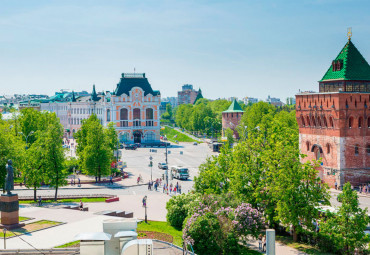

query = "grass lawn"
[55,240,80,248]
[160,126,198,143]
[137,221,183,247]
[276,235,334,255]
[19,197,107,204]
[1,220,62,238]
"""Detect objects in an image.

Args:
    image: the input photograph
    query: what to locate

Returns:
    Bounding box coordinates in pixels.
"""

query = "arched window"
[133,108,141,127]
[133,108,141,119]
[120,108,128,127]
[144,132,155,142]
[306,141,310,151]
[323,117,327,127]
[301,116,305,127]
[312,117,316,127]
[349,117,353,128]
[355,145,359,155]
[326,144,330,154]
[106,109,111,122]
[146,108,154,126]
[358,117,363,128]
[317,116,321,127]
[306,116,310,126]
[329,117,334,128]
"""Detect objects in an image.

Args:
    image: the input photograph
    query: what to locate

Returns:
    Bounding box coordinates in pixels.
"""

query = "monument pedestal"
[0,194,24,230]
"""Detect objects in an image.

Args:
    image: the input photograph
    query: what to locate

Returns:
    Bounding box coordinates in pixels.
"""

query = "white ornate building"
[40,73,161,144]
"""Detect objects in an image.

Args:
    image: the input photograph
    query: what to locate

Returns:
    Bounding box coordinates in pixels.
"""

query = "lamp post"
[3,228,6,249]
[149,156,153,181]
[19,131,34,149]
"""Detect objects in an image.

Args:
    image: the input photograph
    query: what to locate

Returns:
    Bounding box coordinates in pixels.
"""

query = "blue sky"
[1,0,369,101]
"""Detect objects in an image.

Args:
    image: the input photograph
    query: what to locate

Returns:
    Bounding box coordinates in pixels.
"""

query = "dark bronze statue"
[5,160,14,195]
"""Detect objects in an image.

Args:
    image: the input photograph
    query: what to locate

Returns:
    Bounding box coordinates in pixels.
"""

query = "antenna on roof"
[134,67,136,75]
[347,27,352,40]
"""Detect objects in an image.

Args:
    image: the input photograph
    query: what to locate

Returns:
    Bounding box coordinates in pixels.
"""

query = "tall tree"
[83,120,111,181]
[321,183,370,254]
[44,114,67,201]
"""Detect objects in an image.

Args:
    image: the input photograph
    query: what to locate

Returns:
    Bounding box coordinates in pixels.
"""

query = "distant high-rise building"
[178,84,202,105]
[243,97,258,105]
[266,95,284,107]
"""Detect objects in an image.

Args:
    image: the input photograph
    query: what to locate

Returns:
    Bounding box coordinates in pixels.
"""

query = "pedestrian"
[78,178,81,187]
[95,176,98,183]
[173,186,177,193]
[148,181,151,191]
[262,235,266,252]
[142,196,147,207]
[110,176,113,185]
[137,176,140,185]
[176,182,179,191]
[163,183,166,193]
[335,181,337,190]
[79,200,84,211]
[179,184,182,194]
[258,234,262,251]
[70,178,73,186]
[170,183,173,193]
[38,196,42,207]
[160,178,162,186]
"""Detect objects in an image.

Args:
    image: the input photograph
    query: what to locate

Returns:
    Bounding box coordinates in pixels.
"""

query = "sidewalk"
[248,237,308,255]
[330,188,370,198]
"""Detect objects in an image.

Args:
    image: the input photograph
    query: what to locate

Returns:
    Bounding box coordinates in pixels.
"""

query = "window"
[329,117,334,128]
[326,144,330,154]
[312,117,316,127]
[133,108,141,119]
[306,116,310,126]
[146,108,154,126]
[323,117,327,127]
[317,116,321,127]
[133,120,141,127]
[106,109,111,122]
[120,108,128,127]
[355,145,359,155]
[359,117,363,128]
[368,117,370,128]
[367,145,370,154]
[306,141,310,151]
[349,117,353,128]
[144,132,155,142]
[301,116,305,127]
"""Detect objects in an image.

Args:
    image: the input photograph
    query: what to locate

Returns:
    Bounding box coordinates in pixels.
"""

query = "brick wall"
[222,112,243,139]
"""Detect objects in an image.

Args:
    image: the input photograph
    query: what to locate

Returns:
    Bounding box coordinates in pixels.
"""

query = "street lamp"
[19,131,35,149]
[149,156,153,181]
[3,228,6,249]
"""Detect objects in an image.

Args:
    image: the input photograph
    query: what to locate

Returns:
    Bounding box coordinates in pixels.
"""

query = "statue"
[5,160,14,195]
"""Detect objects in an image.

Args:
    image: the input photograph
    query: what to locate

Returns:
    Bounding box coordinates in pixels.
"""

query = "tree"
[166,193,199,230]
[104,122,118,156]
[44,114,67,201]
[82,120,111,181]
[225,128,234,145]
[166,103,173,119]
[321,182,370,254]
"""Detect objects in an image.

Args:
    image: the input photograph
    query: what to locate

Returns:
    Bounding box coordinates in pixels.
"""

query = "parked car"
[158,163,168,170]
[193,142,198,145]
[135,143,142,148]
[124,144,137,150]
[120,144,124,149]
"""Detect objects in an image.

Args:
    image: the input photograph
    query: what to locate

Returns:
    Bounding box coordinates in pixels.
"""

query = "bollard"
[266,229,275,255]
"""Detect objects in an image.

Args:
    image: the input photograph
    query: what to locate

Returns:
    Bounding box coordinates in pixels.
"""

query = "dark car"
[134,143,142,148]
[124,144,137,150]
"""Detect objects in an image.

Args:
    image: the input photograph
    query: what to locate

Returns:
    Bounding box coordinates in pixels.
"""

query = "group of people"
[70,177,81,186]
[335,181,370,194]
[162,182,181,194]
[258,234,266,252]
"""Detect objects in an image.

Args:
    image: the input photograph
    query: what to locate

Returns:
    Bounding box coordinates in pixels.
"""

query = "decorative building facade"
[295,37,370,188]
[40,73,161,144]
[222,99,244,139]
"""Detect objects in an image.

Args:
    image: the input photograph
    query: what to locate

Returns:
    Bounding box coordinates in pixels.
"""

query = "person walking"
[258,234,263,251]
[148,181,151,191]
[170,183,173,194]
[78,178,81,187]
[142,195,147,207]
[110,176,113,185]
[335,181,337,190]
[179,184,182,194]
[38,196,42,207]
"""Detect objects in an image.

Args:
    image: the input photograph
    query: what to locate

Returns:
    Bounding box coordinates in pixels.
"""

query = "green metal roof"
[223,99,244,113]
[193,88,203,104]
[321,39,370,81]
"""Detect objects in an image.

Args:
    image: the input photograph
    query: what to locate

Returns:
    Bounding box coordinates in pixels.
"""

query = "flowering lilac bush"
[183,196,264,254]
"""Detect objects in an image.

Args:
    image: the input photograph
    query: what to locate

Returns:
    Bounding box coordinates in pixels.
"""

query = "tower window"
[355,146,359,155]
[326,144,330,154]
[358,117,363,128]
[306,141,310,151]
[349,117,353,128]
[367,145,370,154]
[368,117,370,128]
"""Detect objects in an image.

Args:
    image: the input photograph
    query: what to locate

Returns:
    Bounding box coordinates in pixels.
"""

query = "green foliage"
[104,122,118,155]
[194,102,330,242]
[137,221,183,247]
[160,126,198,143]
[320,183,370,254]
[64,157,79,173]
[166,193,199,230]
[225,128,234,145]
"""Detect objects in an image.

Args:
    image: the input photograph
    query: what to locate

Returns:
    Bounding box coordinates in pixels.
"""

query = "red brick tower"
[222,99,244,139]
[296,36,370,188]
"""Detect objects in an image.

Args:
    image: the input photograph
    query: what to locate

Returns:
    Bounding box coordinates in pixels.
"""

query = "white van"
[170,166,189,180]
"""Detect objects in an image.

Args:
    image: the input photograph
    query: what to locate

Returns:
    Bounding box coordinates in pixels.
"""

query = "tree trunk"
[98,166,101,181]
[54,185,58,201]
[33,185,37,201]
[293,225,298,242]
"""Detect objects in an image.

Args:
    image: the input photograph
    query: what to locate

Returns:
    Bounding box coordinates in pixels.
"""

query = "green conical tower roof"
[223,99,244,113]
[320,39,370,81]
[193,88,203,104]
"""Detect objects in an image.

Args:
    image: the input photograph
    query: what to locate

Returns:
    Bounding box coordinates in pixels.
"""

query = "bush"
[166,193,198,230]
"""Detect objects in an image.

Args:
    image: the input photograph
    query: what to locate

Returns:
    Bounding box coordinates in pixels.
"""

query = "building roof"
[114,73,160,97]
[320,39,370,82]
[223,99,244,113]
[193,88,203,104]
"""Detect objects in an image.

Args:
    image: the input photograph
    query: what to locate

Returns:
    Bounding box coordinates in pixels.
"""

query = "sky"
[0,0,370,101]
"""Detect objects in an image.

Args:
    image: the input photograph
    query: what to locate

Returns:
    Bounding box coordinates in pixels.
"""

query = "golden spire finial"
[347,27,352,40]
